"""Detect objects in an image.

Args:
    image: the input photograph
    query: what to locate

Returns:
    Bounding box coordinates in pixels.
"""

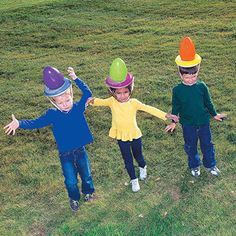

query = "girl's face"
[114,87,130,103]
[53,93,73,112]
[181,73,198,86]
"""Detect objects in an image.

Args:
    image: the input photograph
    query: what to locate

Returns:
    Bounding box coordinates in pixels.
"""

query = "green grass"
[0,0,236,235]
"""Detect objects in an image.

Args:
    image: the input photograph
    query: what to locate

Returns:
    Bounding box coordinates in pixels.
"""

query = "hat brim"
[105,73,134,88]
[44,78,72,97]
[175,54,202,67]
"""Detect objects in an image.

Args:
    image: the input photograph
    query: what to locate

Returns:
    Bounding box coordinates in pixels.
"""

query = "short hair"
[178,65,199,75]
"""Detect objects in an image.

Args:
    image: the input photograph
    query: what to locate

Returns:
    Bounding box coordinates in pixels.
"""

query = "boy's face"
[114,87,130,103]
[53,93,73,112]
[181,73,198,86]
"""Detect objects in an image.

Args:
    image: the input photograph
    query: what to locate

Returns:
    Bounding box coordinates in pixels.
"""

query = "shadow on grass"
[179,167,220,195]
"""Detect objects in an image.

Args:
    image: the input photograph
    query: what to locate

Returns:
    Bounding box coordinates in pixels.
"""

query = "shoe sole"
[210,172,220,177]
[132,189,140,192]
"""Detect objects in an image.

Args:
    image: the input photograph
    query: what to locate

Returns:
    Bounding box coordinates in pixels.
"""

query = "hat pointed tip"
[179,37,196,61]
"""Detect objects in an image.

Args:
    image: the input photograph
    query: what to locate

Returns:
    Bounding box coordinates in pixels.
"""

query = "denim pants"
[182,123,216,169]
[117,138,146,180]
[59,146,95,201]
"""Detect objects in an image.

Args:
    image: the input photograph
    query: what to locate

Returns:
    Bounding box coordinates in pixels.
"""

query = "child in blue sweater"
[4,66,95,211]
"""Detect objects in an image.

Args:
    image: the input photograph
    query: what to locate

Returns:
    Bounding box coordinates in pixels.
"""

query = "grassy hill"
[0,0,235,235]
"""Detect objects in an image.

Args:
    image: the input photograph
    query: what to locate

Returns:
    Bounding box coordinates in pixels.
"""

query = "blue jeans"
[117,138,146,180]
[59,147,95,201]
[182,124,216,169]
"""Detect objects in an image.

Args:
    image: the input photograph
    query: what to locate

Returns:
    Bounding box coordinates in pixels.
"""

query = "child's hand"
[165,113,179,123]
[86,97,95,105]
[214,113,227,122]
[165,123,176,133]
[3,114,19,135]
[67,67,77,80]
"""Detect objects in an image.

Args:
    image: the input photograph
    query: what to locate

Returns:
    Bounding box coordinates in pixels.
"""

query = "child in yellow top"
[80,59,178,192]
[92,95,167,141]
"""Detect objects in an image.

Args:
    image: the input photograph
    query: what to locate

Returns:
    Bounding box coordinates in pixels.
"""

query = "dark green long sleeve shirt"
[172,80,217,126]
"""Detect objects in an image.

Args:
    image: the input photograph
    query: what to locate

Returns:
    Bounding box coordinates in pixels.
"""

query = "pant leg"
[117,140,136,180]
[74,147,95,195]
[182,124,201,169]
[131,138,146,168]
[59,152,80,201]
[198,124,216,168]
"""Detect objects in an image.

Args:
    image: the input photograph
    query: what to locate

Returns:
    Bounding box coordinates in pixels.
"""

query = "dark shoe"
[84,194,94,202]
[69,198,79,211]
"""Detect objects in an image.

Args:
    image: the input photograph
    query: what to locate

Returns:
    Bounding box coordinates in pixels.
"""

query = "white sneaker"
[207,166,220,176]
[191,167,200,177]
[131,178,140,192]
[139,165,147,180]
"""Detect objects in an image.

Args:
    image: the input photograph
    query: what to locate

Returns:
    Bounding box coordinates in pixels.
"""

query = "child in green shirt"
[165,37,226,177]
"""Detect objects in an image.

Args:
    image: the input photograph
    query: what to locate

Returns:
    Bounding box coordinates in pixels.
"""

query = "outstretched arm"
[3,114,19,135]
[4,110,52,133]
[136,100,179,122]
[89,97,112,107]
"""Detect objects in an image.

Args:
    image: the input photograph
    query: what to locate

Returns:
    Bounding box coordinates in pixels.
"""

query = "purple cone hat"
[105,72,134,89]
[43,66,71,97]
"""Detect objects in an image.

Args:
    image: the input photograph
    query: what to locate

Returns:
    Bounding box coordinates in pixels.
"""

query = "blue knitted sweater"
[19,78,93,154]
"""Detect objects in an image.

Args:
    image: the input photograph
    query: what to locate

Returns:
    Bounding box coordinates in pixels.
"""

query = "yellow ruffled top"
[92,97,167,141]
